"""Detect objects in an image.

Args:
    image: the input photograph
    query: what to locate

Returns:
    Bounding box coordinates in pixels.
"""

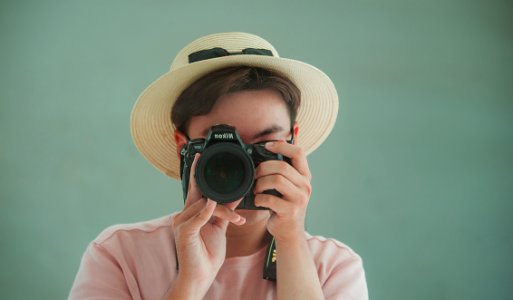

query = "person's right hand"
[168,153,246,299]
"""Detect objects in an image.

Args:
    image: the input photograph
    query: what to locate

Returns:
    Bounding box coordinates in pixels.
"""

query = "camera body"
[180,124,289,209]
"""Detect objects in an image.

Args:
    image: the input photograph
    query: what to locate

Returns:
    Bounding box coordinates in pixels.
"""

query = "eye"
[253,135,278,145]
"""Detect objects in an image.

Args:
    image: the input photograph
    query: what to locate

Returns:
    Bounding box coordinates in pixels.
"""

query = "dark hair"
[171,66,301,135]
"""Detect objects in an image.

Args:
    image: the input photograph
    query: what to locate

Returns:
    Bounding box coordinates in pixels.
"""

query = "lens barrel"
[195,143,255,203]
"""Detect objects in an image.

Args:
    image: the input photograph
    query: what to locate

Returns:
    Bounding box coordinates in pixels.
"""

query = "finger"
[254,193,291,216]
[184,199,217,230]
[265,142,311,180]
[223,198,243,211]
[176,198,246,227]
[212,201,246,225]
[184,153,203,208]
[173,197,207,226]
[253,174,303,201]
[255,160,308,189]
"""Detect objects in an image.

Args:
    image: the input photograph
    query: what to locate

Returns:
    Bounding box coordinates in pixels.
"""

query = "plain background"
[1,0,512,299]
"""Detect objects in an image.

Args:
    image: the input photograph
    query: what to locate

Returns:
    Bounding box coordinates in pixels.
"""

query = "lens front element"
[204,152,244,194]
[195,143,254,203]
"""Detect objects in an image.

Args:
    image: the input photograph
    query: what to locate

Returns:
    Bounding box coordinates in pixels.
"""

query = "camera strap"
[263,236,277,281]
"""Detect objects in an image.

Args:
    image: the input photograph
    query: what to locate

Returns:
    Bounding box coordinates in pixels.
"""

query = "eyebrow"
[251,125,286,140]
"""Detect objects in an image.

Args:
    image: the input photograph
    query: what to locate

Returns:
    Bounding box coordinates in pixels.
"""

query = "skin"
[165,89,324,299]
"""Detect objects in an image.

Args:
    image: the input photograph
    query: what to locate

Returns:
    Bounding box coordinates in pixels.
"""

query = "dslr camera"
[180,124,290,209]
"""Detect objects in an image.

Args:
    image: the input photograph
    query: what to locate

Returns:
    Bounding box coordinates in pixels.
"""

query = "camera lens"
[204,152,244,194]
[195,143,254,203]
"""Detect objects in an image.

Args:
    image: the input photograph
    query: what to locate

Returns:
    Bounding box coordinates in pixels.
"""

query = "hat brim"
[131,55,338,179]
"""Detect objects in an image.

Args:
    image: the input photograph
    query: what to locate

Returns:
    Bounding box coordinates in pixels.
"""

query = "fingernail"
[265,142,274,148]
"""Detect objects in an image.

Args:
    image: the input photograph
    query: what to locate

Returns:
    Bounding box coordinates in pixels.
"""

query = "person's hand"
[254,142,325,300]
[253,141,312,243]
[170,153,246,298]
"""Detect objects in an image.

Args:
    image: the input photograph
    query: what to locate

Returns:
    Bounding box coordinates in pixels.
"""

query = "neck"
[225,213,271,258]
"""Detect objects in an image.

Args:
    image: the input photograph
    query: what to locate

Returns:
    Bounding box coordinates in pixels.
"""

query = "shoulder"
[305,233,368,298]
[70,214,181,299]
[306,232,362,260]
[305,232,365,279]
[92,213,177,247]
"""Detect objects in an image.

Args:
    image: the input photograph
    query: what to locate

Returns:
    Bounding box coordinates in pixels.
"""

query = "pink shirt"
[69,214,368,299]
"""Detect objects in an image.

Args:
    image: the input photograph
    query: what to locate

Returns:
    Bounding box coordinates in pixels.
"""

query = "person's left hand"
[253,141,312,243]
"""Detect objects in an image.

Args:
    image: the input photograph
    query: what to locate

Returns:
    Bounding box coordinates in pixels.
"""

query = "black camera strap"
[262,236,277,281]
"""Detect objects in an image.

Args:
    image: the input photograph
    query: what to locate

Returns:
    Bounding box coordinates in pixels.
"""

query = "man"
[69,32,368,300]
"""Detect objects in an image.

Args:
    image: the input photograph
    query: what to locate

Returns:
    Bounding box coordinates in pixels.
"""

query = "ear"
[292,122,299,145]
[174,129,188,160]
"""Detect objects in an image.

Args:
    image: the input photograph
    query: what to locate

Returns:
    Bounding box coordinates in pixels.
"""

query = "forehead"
[187,89,291,141]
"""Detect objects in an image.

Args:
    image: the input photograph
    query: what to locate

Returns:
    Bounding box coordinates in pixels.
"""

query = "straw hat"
[131,32,338,180]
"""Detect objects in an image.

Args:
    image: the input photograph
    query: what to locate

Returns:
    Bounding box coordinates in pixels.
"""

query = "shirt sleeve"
[68,242,132,300]
[322,251,369,300]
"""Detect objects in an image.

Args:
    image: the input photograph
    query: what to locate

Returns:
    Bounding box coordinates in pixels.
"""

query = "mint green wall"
[1,0,512,299]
